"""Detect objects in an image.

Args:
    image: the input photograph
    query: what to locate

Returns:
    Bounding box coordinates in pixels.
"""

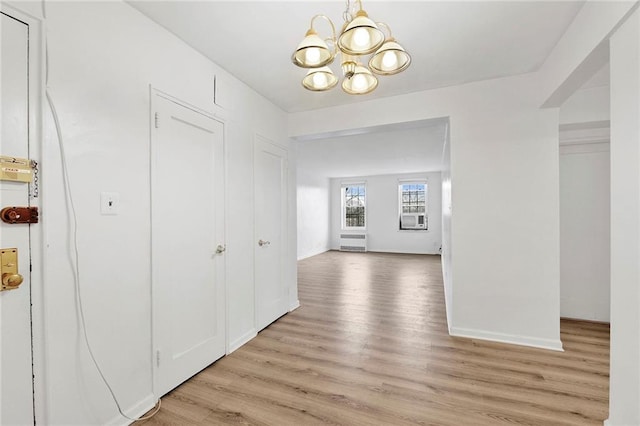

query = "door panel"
[254,137,288,331]
[0,12,34,425]
[151,94,225,397]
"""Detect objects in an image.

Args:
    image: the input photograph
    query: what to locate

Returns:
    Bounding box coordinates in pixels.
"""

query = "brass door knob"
[2,273,23,288]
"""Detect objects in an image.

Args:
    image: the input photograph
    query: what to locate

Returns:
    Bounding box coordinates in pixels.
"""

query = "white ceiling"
[127,0,585,113]
[296,119,447,178]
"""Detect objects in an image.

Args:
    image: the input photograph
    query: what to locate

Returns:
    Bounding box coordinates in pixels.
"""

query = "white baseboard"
[450,326,564,352]
[362,248,440,255]
[289,300,300,312]
[106,393,157,426]
[603,419,637,426]
[297,248,329,260]
[227,328,257,354]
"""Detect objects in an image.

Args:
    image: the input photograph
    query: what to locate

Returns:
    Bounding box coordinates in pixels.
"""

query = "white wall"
[558,77,611,323]
[7,1,295,424]
[330,172,442,254]
[297,168,330,260]
[608,6,640,425]
[559,146,610,322]
[294,125,446,178]
[559,85,610,124]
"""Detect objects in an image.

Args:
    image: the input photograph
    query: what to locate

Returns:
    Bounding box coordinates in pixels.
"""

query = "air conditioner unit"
[339,233,367,252]
[400,213,426,230]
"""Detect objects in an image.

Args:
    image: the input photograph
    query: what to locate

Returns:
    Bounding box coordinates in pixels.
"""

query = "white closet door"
[254,136,288,331]
[151,93,226,397]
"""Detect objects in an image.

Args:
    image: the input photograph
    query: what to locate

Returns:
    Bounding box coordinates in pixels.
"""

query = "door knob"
[2,273,23,288]
[215,244,226,254]
[1,248,23,291]
[258,239,271,247]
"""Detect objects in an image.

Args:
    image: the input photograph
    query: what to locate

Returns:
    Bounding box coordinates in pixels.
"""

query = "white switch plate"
[100,192,120,215]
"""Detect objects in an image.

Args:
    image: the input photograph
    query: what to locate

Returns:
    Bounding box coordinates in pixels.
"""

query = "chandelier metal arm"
[376,22,393,40]
[310,14,338,56]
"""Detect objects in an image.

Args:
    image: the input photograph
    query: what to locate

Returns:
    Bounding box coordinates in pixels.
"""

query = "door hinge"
[156,349,160,367]
[154,112,159,129]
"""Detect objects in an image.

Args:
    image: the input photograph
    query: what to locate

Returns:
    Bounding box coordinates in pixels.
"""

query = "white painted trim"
[153,86,227,123]
[289,300,301,312]
[560,142,610,155]
[559,121,610,147]
[450,327,564,352]
[602,419,628,426]
[559,120,610,132]
[227,329,257,354]
[105,393,156,426]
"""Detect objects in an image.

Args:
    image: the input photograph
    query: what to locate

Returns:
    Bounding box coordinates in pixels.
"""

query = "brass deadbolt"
[1,248,23,291]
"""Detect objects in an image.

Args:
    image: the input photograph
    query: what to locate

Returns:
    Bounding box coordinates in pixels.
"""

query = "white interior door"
[151,93,225,397]
[0,12,35,425]
[254,136,288,331]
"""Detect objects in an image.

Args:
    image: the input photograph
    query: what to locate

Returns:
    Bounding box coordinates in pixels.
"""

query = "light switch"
[100,192,120,215]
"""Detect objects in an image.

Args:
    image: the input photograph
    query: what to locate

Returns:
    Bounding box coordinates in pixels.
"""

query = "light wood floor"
[141,251,609,425]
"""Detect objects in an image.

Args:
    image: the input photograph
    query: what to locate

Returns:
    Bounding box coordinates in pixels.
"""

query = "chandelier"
[291,0,411,95]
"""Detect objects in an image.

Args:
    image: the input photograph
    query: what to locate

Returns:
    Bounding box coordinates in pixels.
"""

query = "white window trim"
[341,182,367,230]
[398,179,428,231]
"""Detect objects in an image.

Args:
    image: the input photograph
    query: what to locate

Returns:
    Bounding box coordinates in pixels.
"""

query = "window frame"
[341,183,367,230]
[398,180,428,231]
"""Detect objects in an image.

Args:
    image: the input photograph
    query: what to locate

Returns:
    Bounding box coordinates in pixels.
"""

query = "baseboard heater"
[339,233,367,252]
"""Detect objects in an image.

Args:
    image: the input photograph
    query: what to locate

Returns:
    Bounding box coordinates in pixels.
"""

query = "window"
[342,184,366,229]
[399,182,427,230]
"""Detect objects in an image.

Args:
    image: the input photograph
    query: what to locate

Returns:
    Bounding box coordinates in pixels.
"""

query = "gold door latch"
[1,248,24,291]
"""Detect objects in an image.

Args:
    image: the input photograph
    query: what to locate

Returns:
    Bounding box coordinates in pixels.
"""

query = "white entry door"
[151,93,225,397]
[254,136,288,331]
[0,11,35,425]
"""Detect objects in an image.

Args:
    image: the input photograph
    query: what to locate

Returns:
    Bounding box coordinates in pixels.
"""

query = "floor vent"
[339,234,367,252]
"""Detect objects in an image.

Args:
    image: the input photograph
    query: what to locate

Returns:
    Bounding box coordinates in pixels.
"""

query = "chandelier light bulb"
[305,47,321,64]
[382,51,398,70]
[353,27,370,48]
[352,74,367,91]
[313,72,328,87]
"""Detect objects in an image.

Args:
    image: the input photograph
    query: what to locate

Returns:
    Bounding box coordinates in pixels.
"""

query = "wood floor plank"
[140,251,609,425]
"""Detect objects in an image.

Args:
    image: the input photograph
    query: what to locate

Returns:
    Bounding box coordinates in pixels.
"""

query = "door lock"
[1,206,39,224]
[258,239,271,247]
[1,248,24,291]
